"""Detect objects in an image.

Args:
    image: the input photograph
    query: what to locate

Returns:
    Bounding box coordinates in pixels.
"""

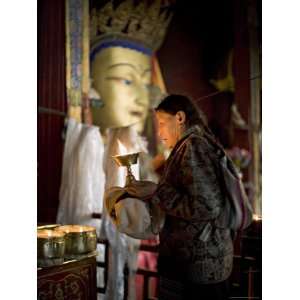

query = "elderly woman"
[126,94,233,300]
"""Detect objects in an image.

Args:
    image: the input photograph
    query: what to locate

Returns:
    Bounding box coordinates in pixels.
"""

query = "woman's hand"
[125,179,157,201]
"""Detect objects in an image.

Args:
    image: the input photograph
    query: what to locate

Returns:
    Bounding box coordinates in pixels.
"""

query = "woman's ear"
[176,111,186,125]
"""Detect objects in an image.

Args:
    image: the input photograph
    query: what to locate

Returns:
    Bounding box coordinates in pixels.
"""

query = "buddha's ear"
[89,87,104,108]
[175,110,186,125]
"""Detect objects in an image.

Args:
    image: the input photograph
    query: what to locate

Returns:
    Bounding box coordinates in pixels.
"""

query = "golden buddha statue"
[89,0,172,134]
[90,46,151,134]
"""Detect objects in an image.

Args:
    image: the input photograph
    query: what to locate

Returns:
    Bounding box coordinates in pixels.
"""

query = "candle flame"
[117,139,128,156]
[253,214,262,221]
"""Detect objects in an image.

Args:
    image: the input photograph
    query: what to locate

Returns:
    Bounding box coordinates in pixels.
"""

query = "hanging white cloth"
[101,126,147,300]
[56,118,105,235]
[57,121,148,300]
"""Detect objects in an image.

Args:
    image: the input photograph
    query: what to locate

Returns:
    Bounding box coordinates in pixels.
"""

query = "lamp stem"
[125,165,135,186]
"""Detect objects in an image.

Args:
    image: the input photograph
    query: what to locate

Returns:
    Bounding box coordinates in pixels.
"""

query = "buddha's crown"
[90,0,173,54]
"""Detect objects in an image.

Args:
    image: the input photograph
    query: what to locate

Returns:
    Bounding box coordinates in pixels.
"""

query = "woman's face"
[155,111,185,150]
[91,47,151,134]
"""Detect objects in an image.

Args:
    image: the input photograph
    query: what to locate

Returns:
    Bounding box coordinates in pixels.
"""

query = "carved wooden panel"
[38,256,97,300]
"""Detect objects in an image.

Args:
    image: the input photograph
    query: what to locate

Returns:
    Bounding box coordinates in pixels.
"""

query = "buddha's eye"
[123,79,132,85]
[106,76,132,86]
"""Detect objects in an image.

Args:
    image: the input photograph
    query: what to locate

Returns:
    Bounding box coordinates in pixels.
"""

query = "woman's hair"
[155,94,224,150]
[155,94,207,128]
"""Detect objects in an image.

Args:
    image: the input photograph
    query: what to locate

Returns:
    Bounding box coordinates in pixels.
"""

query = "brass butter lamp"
[112,152,140,186]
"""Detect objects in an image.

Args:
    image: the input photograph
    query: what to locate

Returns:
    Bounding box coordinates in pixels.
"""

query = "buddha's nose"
[135,89,149,109]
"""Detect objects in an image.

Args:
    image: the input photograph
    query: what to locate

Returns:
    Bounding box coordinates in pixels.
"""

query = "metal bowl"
[37,229,65,267]
[112,152,140,167]
[54,225,97,255]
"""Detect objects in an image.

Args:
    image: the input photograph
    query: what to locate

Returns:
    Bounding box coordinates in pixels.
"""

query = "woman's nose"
[158,128,163,139]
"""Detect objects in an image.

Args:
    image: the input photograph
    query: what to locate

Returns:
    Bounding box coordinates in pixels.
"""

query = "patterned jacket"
[152,125,233,284]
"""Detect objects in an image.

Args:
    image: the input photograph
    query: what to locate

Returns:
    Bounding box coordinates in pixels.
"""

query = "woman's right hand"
[125,179,157,201]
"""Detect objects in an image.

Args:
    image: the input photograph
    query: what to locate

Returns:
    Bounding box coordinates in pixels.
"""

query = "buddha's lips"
[130,111,143,117]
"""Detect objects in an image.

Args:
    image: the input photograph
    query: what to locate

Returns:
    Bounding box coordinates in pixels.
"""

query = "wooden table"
[38,254,97,300]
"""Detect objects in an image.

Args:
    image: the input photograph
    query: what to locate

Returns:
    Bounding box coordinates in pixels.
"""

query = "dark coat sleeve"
[152,136,223,221]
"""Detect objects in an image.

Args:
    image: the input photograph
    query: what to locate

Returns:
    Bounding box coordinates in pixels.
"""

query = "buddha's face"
[91,46,151,133]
